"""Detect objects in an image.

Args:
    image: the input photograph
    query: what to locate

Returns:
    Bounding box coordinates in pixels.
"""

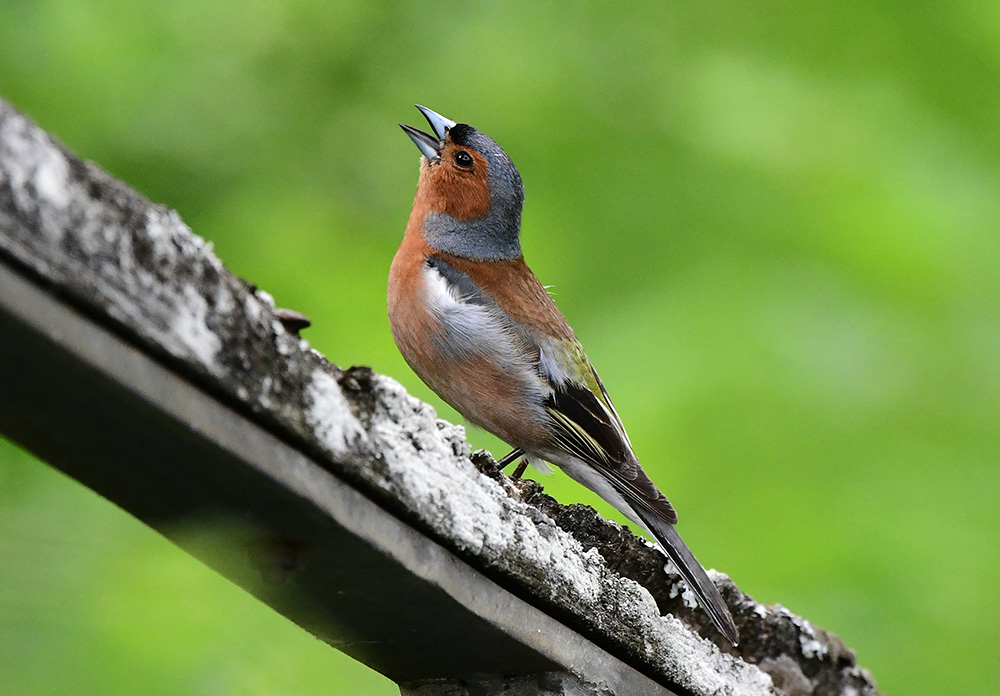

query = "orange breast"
[429,251,576,341]
[388,223,437,369]
[388,218,553,451]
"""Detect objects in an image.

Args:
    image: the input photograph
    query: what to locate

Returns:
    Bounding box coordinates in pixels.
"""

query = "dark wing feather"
[630,503,740,645]
[543,360,738,644]
[544,375,678,525]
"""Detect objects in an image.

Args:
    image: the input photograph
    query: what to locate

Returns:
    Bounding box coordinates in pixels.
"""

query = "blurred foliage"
[1,1,998,694]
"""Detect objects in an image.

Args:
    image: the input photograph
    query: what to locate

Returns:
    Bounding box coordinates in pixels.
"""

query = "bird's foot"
[470,449,524,498]
[470,449,502,478]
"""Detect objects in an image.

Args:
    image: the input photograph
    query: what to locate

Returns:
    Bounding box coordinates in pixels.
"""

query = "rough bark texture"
[0,97,880,696]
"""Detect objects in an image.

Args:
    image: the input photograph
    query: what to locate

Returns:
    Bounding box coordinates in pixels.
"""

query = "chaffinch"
[390,105,737,644]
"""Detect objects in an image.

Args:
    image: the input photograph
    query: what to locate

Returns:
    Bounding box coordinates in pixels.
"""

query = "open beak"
[399,105,457,162]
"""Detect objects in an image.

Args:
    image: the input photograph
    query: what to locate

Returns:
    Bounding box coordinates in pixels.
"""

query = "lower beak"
[400,123,441,161]
[400,105,457,162]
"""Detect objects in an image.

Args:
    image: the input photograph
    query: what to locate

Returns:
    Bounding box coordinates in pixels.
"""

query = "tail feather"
[630,504,739,645]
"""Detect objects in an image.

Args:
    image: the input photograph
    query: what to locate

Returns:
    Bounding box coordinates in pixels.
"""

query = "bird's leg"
[496,448,530,480]
[496,447,525,471]
[510,459,529,479]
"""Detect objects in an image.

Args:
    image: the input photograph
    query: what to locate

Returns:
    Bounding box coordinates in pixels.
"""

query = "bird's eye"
[453,150,474,169]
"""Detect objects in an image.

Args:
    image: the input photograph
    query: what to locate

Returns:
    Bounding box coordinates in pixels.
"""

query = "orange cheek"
[415,149,492,221]
[444,176,491,220]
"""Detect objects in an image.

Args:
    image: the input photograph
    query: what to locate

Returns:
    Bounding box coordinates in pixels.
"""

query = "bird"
[389,105,738,645]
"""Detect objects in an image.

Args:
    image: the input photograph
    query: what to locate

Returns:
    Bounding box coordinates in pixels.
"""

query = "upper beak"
[399,105,457,162]
[415,105,456,140]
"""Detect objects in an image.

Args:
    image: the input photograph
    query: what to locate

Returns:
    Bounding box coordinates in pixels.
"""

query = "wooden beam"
[0,96,881,696]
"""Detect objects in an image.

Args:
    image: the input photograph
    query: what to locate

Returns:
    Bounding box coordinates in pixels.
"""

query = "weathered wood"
[0,97,880,696]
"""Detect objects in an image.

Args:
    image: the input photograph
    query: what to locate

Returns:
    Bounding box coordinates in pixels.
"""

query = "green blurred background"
[1,1,998,694]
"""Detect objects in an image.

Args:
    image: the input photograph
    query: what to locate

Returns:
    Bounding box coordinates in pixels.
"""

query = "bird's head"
[400,105,524,260]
